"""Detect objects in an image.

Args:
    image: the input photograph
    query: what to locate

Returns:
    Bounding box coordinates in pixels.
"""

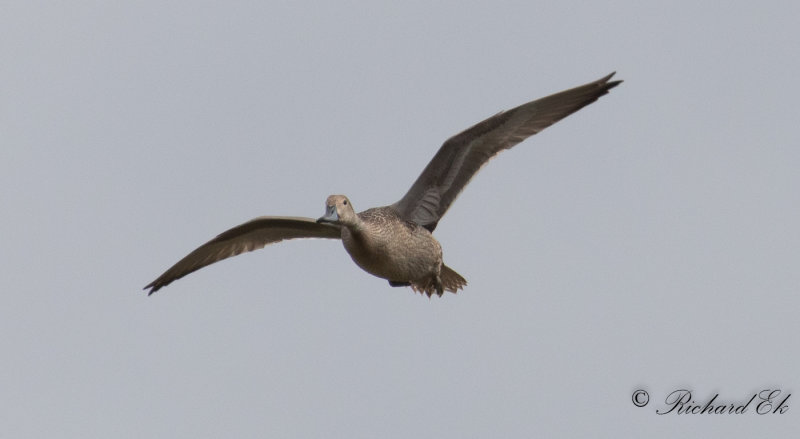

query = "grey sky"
[2,1,798,437]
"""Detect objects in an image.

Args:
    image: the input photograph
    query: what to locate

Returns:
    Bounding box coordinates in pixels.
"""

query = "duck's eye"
[343,200,348,205]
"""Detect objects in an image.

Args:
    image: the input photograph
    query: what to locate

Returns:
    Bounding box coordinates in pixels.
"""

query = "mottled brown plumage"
[322,196,466,296]
[145,73,621,297]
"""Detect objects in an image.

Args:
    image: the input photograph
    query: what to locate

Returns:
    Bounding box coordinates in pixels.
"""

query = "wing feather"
[144,216,341,294]
[392,72,622,231]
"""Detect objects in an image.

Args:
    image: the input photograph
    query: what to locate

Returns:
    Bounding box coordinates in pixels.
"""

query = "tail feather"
[441,264,467,293]
[410,264,467,297]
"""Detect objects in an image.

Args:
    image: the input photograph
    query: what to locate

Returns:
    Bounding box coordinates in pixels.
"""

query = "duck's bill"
[316,206,339,224]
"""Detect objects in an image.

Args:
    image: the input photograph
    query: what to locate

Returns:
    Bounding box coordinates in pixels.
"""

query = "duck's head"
[317,195,357,226]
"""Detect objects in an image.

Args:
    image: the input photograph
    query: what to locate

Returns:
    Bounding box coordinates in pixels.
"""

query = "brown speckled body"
[342,207,443,285]
[320,194,466,296]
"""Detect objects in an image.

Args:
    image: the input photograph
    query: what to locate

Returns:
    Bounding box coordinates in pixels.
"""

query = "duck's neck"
[341,217,372,258]
[345,215,365,235]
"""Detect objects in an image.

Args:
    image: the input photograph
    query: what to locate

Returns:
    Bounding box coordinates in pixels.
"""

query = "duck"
[145,72,622,297]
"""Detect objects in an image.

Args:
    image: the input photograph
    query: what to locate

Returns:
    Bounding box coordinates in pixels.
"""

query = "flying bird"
[145,73,622,297]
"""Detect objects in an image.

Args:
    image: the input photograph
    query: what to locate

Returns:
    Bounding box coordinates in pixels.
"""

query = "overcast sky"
[2,1,798,437]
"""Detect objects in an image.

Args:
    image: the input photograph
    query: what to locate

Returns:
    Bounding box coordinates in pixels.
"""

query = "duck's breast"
[342,208,442,281]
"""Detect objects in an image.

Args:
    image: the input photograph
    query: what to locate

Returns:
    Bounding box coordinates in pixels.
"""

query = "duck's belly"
[341,224,442,282]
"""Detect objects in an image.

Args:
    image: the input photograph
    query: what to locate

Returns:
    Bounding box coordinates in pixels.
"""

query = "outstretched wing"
[392,72,622,231]
[144,216,341,294]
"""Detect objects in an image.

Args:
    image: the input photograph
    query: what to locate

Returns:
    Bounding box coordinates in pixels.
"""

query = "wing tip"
[599,71,623,91]
[143,281,163,296]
